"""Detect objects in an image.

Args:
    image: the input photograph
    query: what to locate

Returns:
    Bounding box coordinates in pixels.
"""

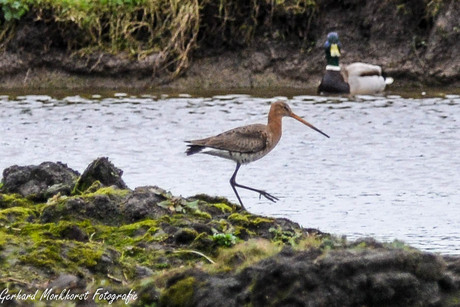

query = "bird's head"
[272,101,293,117]
[324,32,342,66]
[326,32,340,45]
[271,101,330,138]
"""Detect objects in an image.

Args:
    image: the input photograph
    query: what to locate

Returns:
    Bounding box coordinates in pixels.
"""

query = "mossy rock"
[0,193,34,209]
[40,187,129,225]
[73,157,128,193]
[121,186,169,222]
[174,228,199,245]
[0,162,79,201]
[160,276,197,307]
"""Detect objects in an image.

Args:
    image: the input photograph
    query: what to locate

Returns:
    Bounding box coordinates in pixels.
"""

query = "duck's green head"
[324,32,341,66]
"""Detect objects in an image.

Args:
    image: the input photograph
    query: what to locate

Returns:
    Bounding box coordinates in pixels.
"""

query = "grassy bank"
[0,0,454,87]
[0,0,319,78]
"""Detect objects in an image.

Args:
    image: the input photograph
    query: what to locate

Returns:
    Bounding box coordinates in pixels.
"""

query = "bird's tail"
[185,143,205,156]
[382,69,394,85]
[384,77,394,85]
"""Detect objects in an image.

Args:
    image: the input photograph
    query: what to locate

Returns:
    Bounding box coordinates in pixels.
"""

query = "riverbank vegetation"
[0,0,318,77]
[0,0,447,79]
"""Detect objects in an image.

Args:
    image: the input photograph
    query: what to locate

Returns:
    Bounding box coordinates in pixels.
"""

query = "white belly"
[348,75,386,95]
[202,148,271,164]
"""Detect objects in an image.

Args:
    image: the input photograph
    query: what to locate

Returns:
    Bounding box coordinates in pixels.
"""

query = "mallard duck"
[318,32,393,95]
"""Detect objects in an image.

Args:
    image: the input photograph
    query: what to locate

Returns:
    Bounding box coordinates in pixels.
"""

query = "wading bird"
[185,101,329,210]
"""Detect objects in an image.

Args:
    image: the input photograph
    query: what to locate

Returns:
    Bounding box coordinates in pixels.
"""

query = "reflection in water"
[1,92,459,254]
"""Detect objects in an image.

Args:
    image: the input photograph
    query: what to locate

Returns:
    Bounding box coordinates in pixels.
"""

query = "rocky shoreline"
[0,157,459,306]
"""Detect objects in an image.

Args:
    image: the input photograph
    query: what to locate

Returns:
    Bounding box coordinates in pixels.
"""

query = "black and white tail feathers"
[185,143,205,156]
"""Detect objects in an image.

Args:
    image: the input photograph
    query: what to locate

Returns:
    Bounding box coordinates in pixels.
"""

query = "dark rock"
[350,237,385,249]
[135,265,154,279]
[48,273,86,290]
[0,162,79,201]
[161,248,448,306]
[74,157,128,193]
[40,197,84,223]
[190,223,213,235]
[161,223,179,236]
[88,194,124,225]
[59,224,88,242]
[174,228,198,245]
[133,280,160,307]
[93,248,120,274]
[40,193,125,226]
[121,186,169,222]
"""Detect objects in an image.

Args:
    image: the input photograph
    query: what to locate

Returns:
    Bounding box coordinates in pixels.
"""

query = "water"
[1,90,459,254]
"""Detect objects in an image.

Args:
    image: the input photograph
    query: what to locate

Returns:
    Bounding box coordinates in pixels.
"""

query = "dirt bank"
[0,0,458,90]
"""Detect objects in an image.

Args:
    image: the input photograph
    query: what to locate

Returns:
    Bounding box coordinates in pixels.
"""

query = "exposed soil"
[0,0,458,90]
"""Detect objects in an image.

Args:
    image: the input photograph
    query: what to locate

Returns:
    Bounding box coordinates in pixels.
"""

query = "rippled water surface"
[1,90,459,254]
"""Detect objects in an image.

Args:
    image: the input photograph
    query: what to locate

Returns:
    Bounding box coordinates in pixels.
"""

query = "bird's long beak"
[290,113,330,138]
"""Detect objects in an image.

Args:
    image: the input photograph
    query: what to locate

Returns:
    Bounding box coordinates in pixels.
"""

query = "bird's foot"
[258,190,279,203]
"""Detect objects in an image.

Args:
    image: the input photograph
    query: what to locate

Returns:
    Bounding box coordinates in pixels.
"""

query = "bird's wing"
[189,124,268,153]
[346,62,382,77]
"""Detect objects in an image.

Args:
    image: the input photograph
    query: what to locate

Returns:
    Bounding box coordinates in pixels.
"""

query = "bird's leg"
[230,164,279,208]
[230,163,246,210]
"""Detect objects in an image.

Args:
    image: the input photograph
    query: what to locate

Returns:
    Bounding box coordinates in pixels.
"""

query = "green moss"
[88,220,163,254]
[82,180,102,193]
[121,246,158,267]
[228,213,249,224]
[191,232,213,250]
[0,193,34,209]
[385,239,412,250]
[217,219,232,233]
[212,203,234,214]
[233,225,256,238]
[251,216,274,225]
[66,242,104,268]
[83,186,131,198]
[160,276,196,307]
[192,209,212,220]
[228,213,272,228]
[211,239,282,272]
[0,230,12,249]
[152,229,169,242]
[18,223,53,243]
[295,234,324,251]
[0,207,37,223]
[49,220,94,238]
[39,187,128,226]
[118,219,159,236]
[269,225,302,246]
[19,240,63,270]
